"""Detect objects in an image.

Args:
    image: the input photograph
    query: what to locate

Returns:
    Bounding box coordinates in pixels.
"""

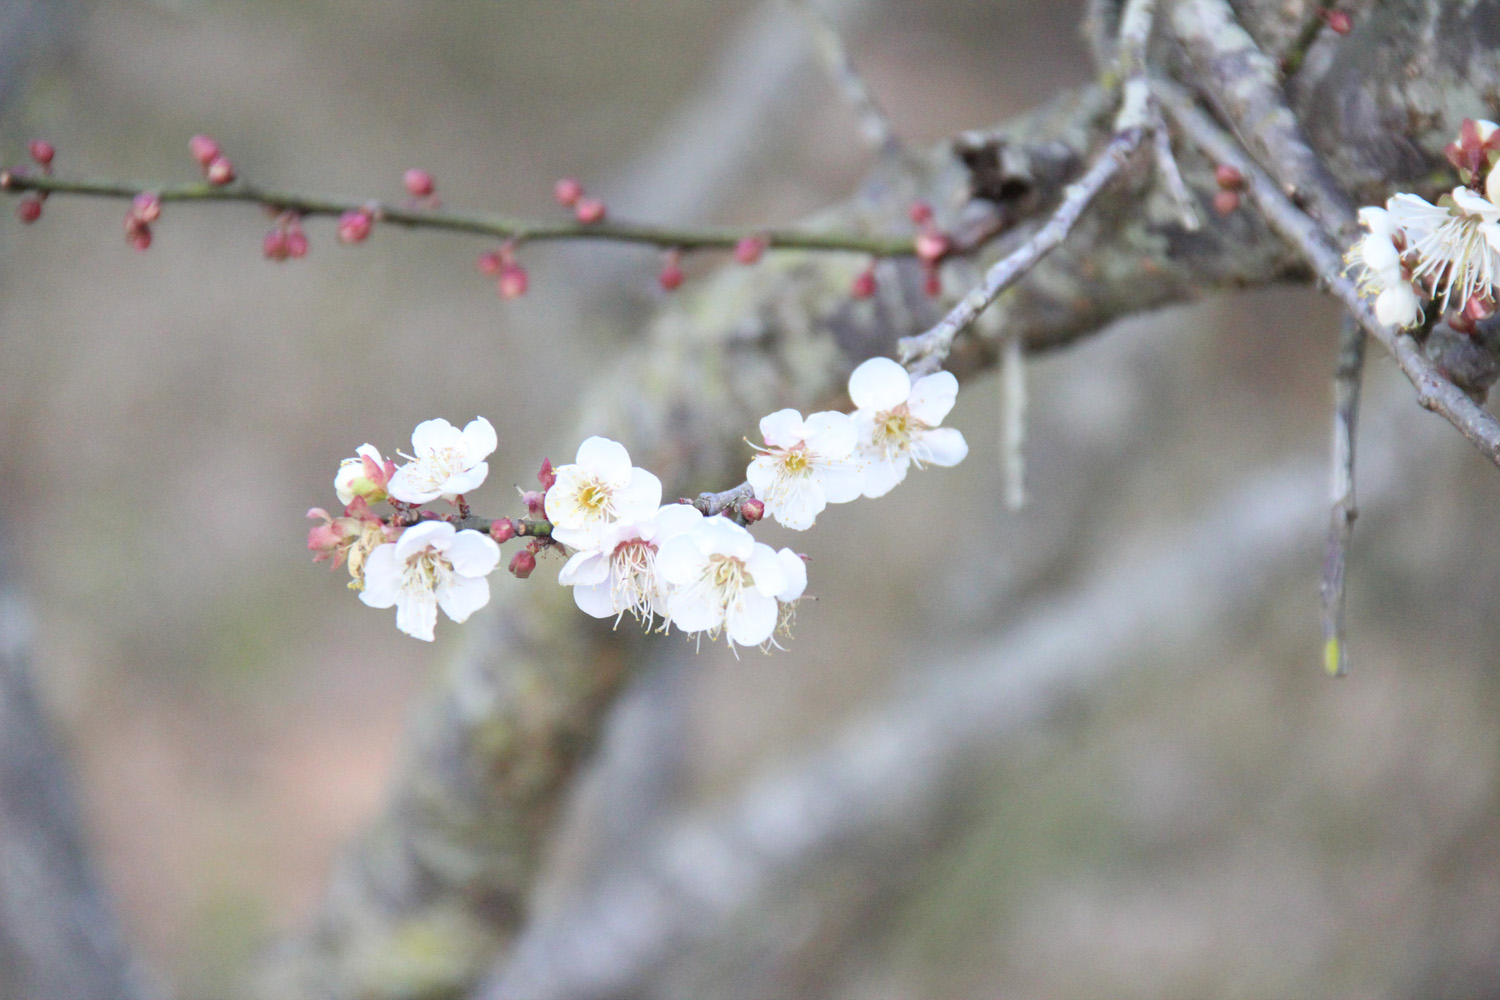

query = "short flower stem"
[0,172,917,257]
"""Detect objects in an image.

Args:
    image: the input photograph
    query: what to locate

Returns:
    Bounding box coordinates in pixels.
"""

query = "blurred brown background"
[3,2,1499,998]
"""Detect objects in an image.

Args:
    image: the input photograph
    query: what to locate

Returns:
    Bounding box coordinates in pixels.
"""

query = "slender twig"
[0,172,917,258]
[1160,86,1500,469]
[692,482,754,516]
[1000,329,1027,509]
[789,0,900,157]
[1322,314,1364,677]
[1281,2,1335,77]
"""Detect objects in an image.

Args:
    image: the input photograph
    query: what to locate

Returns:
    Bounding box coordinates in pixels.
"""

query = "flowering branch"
[0,169,917,258]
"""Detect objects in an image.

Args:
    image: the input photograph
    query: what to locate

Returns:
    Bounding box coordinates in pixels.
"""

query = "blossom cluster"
[1348,118,1500,330]
[308,357,967,648]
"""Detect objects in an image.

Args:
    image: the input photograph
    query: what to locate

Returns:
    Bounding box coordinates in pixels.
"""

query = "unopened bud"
[285,225,309,259]
[739,498,765,524]
[734,235,766,265]
[498,262,529,299]
[263,227,289,261]
[1212,189,1241,216]
[923,265,942,298]
[27,140,54,168]
[124,216,152,251]
[205,155,236,185]
[477,250,504,275]
[131,191,162,223]
[337,209,372,244]
[914,230,950,263]
[851,265,877,299]
[520,489,546,517]
[509,549,536,579]
[553,177,584,207]
[537,458,556,491]
[490,518,516,544]
[908,200,933,225]
[189,134,221,167]
[1214,164,1246,190]
[16,194,42,224]
[1463,293,1496,323]
[403,168,435,198]
[574,196,606,224]
[1321,8,1352,34]
[658,254,684,292]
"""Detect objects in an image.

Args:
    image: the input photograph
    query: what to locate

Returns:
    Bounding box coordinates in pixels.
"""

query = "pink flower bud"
[509,549,536,579]
[520,490,546,517]
[851,265,876,299]
[537,457,557,491]
[922,265,942,298]
[734,235,766,265]
[131,191,162,223]
[477,250,504,275]
[914,230,950,263]
[1212,189,1241,216]
[574,196,606,224]
[490,518,516,543]
[124,217,152,251]
[1464,293,1495,323]
[285,224,309,259]
[205,155,236,185]
[498,262,529,299]
[403,168,435,198]
[263,227,289,261]
[337,209,372,244]
[739,498,765,524]
[907,200,933,225]
[1214,164,1246,191]
[15,194,41,224]
[27,140,54,168]
[1321,8,1352,34]
[658,256,684,292]
[553,177,584,207]
[190,134,221,167]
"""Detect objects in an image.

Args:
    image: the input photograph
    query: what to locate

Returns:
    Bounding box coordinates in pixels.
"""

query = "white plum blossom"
[558,503,703,625]
[545,436,663,551]
[746,409,862,530]
[335,443,393,506]
[359,521,501,641]
[1346,206,1424,329]
[847,357,969,498]
[388,417,497,504]
[658,516,789,649]
[1385,187,1500,314]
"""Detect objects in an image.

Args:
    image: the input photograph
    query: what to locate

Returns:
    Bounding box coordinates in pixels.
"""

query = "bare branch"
[1322,314,1365,677]
[789,0,901,157]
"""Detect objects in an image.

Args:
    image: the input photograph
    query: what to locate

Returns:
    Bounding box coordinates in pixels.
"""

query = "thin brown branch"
[1159,85,1500,469]
[0,171,916,258]
[789,0,901,157]
[1322,314,1364,678]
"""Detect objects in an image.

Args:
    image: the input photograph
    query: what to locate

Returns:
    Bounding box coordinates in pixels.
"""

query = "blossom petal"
[446,530,501,577]
[655,534,702,586]
[650,503,703,541]
[775,548,807,603]
[572,581,617,618]
[394,521,454,562]
[695,516,755,561]
[848,357,910,411]
[759,408,807,447]
[725,590,778,647]
[437,574,491,623]
[768,477,825,530]
[613,468,664,521]
[745,542,787,597]
[395,589,439,641]
[860,455,909,498]
[462,416,498,460]
[802,411,857,459]
[666,587,723,633]
[746,454,779,500]
[818,462,865,504]
[409,418,459,456]
[914,427,969,467]
[358,545,401,608]
[558,549,610,587]
[574,436,633,485]
[441,462,490,497]
[907,371,959,425]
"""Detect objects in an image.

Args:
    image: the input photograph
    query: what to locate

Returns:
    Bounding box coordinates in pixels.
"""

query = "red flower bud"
[1212,189,1241,216]
[1214,164,1246,191]
[907,200,933,225]
[131,191,162,223]
[477,250,504,275]
[498,262,529,299]
[739,498,765,524]
[574,196,606,224]
[734,235,766,265]
[923,265,942,298]
[658,255,684,292]
[553,177,584,207]
[520,490,546,517]
[403,168,435,198]
[1321,8,1352,34]
[509,549,536,579]
[15,194,42,224]
[128,225,153,252]
[205,155,236,185]
[284,226,309,259]
[851,265,877,299]
[337,209,372,244]
[263,228,289,261]
[27,140,54,168]
[914,230,950,263]
[490,518,516,544]
[189,134,221,167]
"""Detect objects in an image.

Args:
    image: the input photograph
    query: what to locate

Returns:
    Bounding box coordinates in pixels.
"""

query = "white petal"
[913,427,969,467]
[447,530,501,577]
[550,523,605,552]
[1375,284,1422,328]
[613,469,664,520]
[695,516,755,561]
[907,371,959,425]
[394,589,439,641]
[358,545,401,608]
[759,409,807,447]
[409,418,459,456]
[1358,206,1393,241]
[558,549,610,586]
[816,461,865,504]
[572,581,617,619]
[394,521,454,562]
[725,590,778,647]
[655,534,702,586]
[437,574,491,623]
[768,478,825,530]
[1360,232,1400,276]
[575,436,632,484]
[774,548,807,603]
[667,587,722,633]
[649,503,703,541]
[1451,186,1499,221]
[387,465,443,504]
[746,455,779,500]
[745,543,787,597]
[848,357,910,411]
[462,416,498,460]
[860,455,908,498]
[802,411,857,459]
[441,463,489,497]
